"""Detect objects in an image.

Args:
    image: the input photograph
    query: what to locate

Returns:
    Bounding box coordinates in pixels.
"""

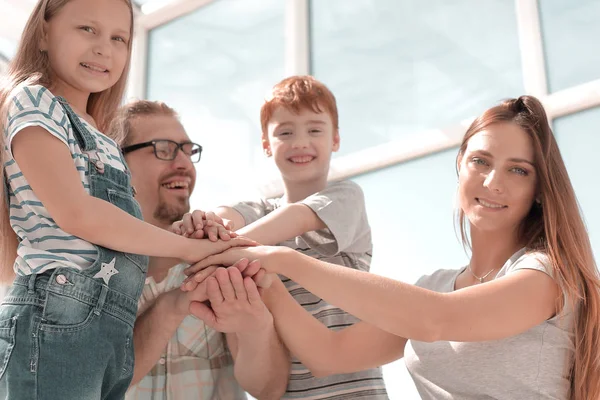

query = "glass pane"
[146,0,285,208]
[554,107,600,258]
[353,148,468,399]
[539,0,600,92]
[310,0,524,157]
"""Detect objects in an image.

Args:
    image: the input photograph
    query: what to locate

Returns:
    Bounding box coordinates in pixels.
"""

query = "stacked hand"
[171,210,235,242]
[173,209,258,267]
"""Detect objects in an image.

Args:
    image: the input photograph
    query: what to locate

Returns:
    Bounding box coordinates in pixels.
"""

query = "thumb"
[189,301,218,328]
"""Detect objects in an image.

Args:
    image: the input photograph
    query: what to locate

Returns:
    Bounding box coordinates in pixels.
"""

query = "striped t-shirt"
[3,85,127,275]
[232,180,389,400]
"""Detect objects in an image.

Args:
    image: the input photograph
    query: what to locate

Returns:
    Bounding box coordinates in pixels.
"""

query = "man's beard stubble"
[154,197,190,225]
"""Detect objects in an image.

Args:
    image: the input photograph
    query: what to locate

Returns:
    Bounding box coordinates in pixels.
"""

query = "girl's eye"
[278,131,291,136]
[80,26,94,33]
[112,36,126,43]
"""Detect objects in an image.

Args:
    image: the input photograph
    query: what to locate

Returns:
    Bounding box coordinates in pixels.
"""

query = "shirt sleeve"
[506,251,554,278]
[230,198,276,226]
[5,86,70,158]
[299,180,372,256]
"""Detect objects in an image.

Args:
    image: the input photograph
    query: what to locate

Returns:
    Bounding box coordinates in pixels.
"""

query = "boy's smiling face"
[264,106,340,185]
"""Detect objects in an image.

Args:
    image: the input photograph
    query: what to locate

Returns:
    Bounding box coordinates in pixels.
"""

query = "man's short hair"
[109,100,179,147]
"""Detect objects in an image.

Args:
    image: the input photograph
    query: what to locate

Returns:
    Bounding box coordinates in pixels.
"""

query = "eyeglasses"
[122,140,202,163]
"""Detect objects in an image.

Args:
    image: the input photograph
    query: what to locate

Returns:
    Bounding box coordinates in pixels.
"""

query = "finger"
[223,219,234,231]
[205,211,223,226]
[192,229,205,239]
[182,213,195,235]
[231,258,250,273]
[217,225,231,241]
[228,267,248,302]
[243,259,262,277]
[215,268,236,301]
[170,221,184,235]
[204,224,219,242]
[181,278,198,292]
[206,276,224,306]
[244,277,262,305]
[256,271,273,289]
[191,210,206,230]
[189,301,218,328]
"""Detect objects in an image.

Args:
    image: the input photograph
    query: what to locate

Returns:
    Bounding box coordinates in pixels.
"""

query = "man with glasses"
[110,100,289,400]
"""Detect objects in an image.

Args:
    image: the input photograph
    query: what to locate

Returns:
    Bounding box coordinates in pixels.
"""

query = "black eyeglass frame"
[121,140,203,163]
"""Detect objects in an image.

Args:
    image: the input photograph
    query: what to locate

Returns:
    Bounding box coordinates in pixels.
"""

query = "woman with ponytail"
[188,95,600,399]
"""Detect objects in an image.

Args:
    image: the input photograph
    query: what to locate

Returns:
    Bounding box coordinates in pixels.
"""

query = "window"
[539,0,600,92]
[311,0,524,157]
[145,0,285,208]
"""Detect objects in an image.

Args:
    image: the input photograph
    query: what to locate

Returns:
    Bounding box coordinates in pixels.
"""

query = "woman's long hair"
[456,96,600,400]
[0,0,134,283]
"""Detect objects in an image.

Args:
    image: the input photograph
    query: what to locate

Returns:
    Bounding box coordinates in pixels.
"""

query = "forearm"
[265,279,406,376]
[131,291,186,386]
[65,196,194,260]
[274,250,443,342]
[229,318,289,399]
[264,279,339,376]
[236,203,325,245]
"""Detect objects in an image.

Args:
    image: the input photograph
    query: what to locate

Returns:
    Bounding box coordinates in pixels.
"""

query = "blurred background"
[1,0,599,398]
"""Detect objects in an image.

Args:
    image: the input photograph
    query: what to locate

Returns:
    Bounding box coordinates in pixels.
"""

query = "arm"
[263,277,406,377]
[217,203,325,246]
[189,267,289,399]
[131,289,185,385]
[11,129,251,264]
[131,267,217,386]
[190,247,560,342]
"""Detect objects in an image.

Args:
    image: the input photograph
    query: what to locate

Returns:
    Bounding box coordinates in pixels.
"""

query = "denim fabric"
[0,97,148,399]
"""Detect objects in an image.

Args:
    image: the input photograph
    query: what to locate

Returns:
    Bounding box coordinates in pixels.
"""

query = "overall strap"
[55,97,97,152]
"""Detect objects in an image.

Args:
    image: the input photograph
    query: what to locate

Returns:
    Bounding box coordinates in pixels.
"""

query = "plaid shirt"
[126,264,247,400]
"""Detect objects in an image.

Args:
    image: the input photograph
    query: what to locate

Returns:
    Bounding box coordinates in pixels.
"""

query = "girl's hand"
[183,236,258,265]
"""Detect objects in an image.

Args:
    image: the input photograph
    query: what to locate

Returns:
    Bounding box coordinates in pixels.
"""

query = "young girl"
[0,0,251,398]
[189,96,600,399]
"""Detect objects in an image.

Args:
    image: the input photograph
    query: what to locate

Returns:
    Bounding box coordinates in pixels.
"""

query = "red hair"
[260,75,339,136]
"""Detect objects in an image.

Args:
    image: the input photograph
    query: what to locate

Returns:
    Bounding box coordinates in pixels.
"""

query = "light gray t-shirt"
[232,180,388,399]
[404,248,575,400]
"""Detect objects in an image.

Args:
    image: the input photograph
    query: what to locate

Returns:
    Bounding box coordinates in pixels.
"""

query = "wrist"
[236,311,274,342]
[158,288,189,321]
[271,246,294,275]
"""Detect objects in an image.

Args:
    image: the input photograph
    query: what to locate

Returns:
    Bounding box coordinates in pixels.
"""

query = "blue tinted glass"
[311,0,524,156]
[146,0,285,207]
[539,0,600,92]
[554,107,600,258]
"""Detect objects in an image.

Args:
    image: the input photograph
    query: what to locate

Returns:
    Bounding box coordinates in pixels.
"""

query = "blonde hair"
[108,100,179,148]
[456,96,600,399]
[0,0,134,283]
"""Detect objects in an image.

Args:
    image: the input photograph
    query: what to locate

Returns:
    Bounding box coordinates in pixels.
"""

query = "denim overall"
[0,97,148,399]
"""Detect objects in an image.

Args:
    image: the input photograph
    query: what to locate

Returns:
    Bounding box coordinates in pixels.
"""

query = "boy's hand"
[188,267,273,334]
[171,210,236,242]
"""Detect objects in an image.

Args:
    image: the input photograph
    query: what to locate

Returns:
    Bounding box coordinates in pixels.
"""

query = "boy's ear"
[332,129,340,152]
[262,138,272,157]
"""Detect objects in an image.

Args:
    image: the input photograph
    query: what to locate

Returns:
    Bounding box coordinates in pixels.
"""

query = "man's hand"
[171,210,235,242]
[189,267,273,334]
